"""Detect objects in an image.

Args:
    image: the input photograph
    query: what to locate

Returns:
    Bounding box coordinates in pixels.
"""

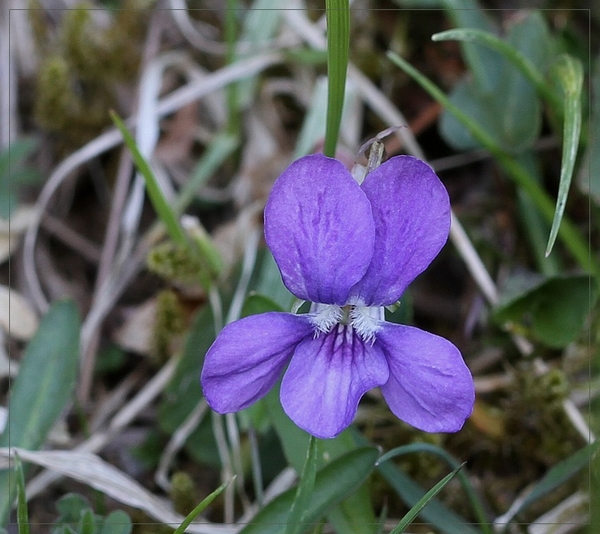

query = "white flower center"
[309,303,383,343]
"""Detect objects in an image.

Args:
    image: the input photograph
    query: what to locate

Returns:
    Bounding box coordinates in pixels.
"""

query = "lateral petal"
[351,156,450,306]
[280,326,389,439]
[201,312,313,413]
[377,322,474,433]
[264,154,375,305]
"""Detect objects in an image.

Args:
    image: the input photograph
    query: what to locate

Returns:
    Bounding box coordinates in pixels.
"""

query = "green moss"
[170,471,199,517]
[30,0,149,151]
[147,242,206,286]
[152,290,186,364]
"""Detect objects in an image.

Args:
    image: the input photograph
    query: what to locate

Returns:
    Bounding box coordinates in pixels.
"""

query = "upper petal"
[264,154,375,305]
[377,322,474,433]
[280,325,389,439]
[351,156,450,306]
[201,312,313,413]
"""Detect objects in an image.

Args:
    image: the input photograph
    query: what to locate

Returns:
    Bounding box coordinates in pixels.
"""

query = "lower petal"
[377,323,474,433]
[280,325,389,439]
[201,312,313,413]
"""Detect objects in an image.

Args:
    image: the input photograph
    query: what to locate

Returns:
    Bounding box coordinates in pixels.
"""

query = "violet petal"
[378,322,474,432]
[264,154,375,305]
[201,312,313,413]
[351,156,450,306]
[280,326,389,439]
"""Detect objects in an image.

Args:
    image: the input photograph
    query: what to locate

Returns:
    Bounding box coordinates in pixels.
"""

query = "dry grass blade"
[0,447,238,534]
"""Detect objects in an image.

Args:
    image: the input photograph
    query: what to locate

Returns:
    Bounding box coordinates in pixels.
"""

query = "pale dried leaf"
[0,285,39,340]
[0,447,238,534]
[0,205,37,264]
[112,298,157,356]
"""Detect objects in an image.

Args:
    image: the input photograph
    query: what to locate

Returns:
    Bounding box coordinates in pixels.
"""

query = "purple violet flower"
[201,154,475,439]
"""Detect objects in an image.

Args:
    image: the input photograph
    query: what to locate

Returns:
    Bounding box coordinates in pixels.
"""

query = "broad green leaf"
[172,479,232,534]
[110,111,188,247]
[432,24,558,109]
[239,446,379,534]
[440,0,500,93]
[324,0,350,157]
[285,437,318,534]
[437,13,552,152]
[390,464,464,534]
[77,509,96,534]
[15,455,29,534]
[0,300,80,525]
[493,273,596,347]
[55,494,92,524]
[157,306,219,465]
[545,54,583,256]
[387,51,598,280]
[98,510,131,534]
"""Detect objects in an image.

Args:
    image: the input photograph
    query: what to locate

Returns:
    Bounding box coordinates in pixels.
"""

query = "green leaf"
[0,300,80,525]
[386,50,599,281]
[436,13,553,152]
[110,111,188,247]
[545,54,583,256]
[15,455,29,534]
[239,447,379,534]
[285,437,318,534]
[77,509,97,534]
[432,23,558,109]
[55,494,92,523]
[439,0,500,93]
[493,273,596,347]
[324,0,350,157]
[390,464,464,534]
[97,511,131,534]
[157,306,219,465]
[172,478,232,534]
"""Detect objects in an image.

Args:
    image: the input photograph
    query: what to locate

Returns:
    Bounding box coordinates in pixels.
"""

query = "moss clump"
[170,471,199,517]
[152,290,186,364]
[31,0,150,150]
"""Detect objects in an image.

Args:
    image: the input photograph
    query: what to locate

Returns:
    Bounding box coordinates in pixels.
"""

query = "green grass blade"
[500,441,600,529]
[324,0,350,157]
[285,437,319,534]
[545,54,583,256]
[389,464,464,534]
[386,51,599,281]
[110,111,188,247]
[172,478,233,534]
[14,454,29,534]
[378,443,491,534]
[175,131,239,214]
